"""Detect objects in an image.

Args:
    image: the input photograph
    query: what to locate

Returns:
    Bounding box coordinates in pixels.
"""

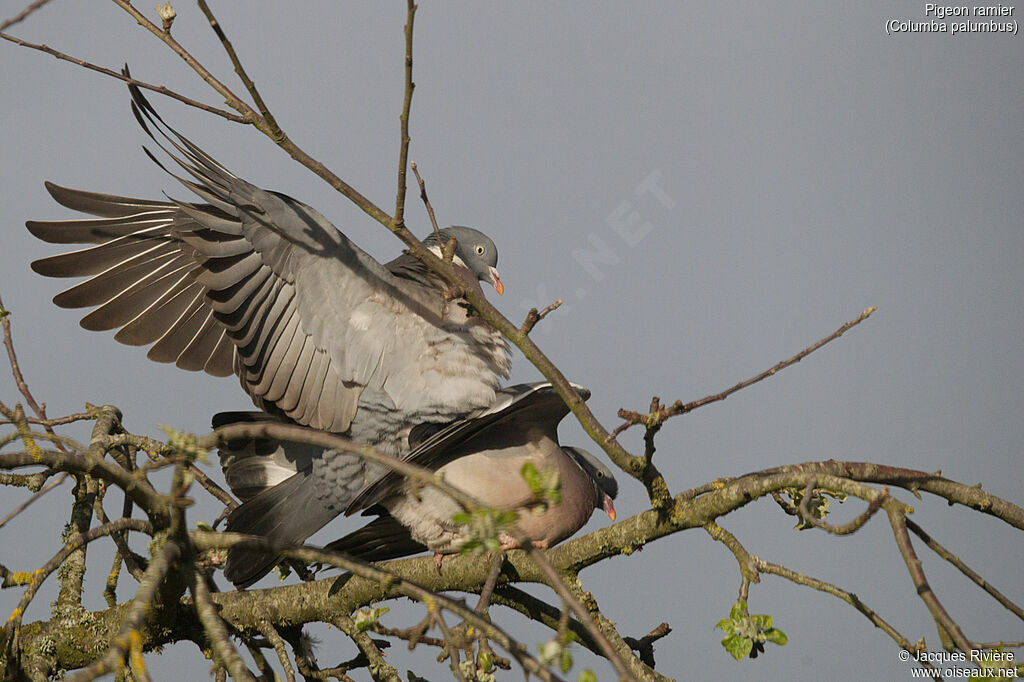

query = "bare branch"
[410,161,446,250]
[192,572,256,682]
[331,614,401,681]
[521,300,564,335]
[887,505,973,652]
[254,619,297,682]
[0,33,246,121]
[755,558,944,678]
[613,306,878,437]
[0,0,52,32]
[109,0,249,115]
[1,516,153,667]
[192,532,561,681]
[796,479,889,535]
[622,623,672,670]
[66,538,182,682]
[561,575,671,682]
[475,551,506,615]
[195,0,277,129]
[906,519,1024,624]
[0,471,67,530]
[704,521,760,590]
[394,0,417,225]
[432,609,471,682]
[108,0,394,228]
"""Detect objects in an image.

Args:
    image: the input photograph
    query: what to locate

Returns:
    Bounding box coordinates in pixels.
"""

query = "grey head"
[563,446,618,521]
[423,226,503,295]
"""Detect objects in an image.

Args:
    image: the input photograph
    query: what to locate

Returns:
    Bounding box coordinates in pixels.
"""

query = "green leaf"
[560,648,573,673]
[496,510,519,526]
[722,633,753,661]
[522,461,542,488]
[716,600,787,661]
[578,671,597,682]
[715,619,735,634]
[353,606,389,632]
[452,507,519,555]
[521,461,562,507]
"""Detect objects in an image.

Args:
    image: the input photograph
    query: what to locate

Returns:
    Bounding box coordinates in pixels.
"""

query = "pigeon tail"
[323,510,428,563]
[224,470,337,588]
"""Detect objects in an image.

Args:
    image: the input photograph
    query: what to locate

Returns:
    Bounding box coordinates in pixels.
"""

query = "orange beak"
[603,495,616,522]
[489,266,504,295]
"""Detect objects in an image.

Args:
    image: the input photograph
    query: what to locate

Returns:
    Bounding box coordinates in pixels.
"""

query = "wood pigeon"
[25,85,510,459]
[217,383,618,585]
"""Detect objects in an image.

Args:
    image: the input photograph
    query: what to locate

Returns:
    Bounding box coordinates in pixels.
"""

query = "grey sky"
[2,2,1022,679]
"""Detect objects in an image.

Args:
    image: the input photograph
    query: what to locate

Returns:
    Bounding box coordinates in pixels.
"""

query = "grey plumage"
[219,383,618,582]
[324,444,617,563]
[27,84,515,587]
[27,85,510,447]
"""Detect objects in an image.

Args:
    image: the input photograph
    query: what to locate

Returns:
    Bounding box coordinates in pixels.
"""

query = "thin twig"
[611,306,878,439]
[0,0,52,32]
[486,585,601,654]
[755,557,945,678]
[93,484,147,582]
[521,300,564,335]
[410,161,445,249]
[906,519,1024,624]
[109,0,249,116]
[561,576,669,682]
[1,296,71,458]
[1,298,45,432]
[433,609,470,682]
[0,472,67,530]
[108,0,394,228]
[394,0,417,225]
[0,410,98,427]
[796,479,889,535]
[703,522,760,589]
[0,33,245,121]
[195,0,277,129]
[476,552,505,615]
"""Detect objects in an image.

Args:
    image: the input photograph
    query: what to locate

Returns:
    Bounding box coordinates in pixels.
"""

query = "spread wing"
[27,84,508,434]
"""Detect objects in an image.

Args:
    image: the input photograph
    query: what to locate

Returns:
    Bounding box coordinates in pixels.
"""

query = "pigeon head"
[563,446,618,521]
[424,226,503,295]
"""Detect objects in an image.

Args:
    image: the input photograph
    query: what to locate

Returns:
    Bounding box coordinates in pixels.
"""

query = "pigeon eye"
[475,245,485,255]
